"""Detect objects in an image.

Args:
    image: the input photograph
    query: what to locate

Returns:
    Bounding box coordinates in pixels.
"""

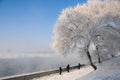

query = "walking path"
[32,66,94,80]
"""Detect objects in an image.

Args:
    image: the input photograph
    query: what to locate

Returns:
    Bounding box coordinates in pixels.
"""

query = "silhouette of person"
[59,67,62,75]
[77,63,81,69]
[67,64,70,72]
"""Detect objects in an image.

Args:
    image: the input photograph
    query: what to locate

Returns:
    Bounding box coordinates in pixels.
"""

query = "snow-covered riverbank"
[32,56,120,80]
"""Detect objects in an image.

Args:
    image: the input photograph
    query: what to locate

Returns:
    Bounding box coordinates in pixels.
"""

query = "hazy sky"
[0,0,86,52]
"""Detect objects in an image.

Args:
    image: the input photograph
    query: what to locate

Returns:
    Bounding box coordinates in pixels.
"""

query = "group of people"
[59,63,81,75]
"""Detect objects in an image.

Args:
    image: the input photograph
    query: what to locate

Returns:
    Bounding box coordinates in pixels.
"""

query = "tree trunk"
[86,50,97,70]
[96,46,101,63]
[86,42,97,70]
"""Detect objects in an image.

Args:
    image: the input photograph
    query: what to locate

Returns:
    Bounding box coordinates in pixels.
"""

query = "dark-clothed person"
[77,63,81,69]
[67,64,70,72]
[59,67,62,75]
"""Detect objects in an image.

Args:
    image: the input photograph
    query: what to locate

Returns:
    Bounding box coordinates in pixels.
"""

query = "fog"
[0,52,85,78]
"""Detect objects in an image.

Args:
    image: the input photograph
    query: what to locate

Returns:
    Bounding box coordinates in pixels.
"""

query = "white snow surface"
[32,56,120,80]
[77,56,120,80]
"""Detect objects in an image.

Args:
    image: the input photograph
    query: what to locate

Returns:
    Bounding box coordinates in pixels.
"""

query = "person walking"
[66,64,70,72]
[77,63,81,69]
[59,67,62,75]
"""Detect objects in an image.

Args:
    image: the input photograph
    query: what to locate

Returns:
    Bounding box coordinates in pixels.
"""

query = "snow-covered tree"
[53,0,120,70]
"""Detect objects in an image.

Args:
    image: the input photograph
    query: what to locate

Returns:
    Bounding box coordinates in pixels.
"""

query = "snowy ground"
[77,56,120,80]
[32,66,94,80]
[32,56,120,80]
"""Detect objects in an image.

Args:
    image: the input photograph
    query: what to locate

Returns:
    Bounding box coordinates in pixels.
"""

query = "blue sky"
[0,0,86,52]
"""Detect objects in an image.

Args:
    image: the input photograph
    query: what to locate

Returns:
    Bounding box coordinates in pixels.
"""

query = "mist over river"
[0,52,83,78]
